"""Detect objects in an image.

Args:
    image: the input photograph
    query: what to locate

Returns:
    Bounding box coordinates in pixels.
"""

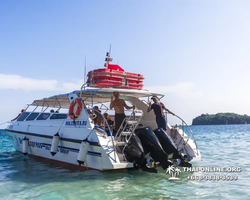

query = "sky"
[1,0,250,128]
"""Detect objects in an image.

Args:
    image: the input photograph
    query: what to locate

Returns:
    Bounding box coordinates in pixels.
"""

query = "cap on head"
[151,95,158,100]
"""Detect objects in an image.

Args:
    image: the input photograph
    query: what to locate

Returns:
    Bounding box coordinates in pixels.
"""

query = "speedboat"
[5,54,201,172]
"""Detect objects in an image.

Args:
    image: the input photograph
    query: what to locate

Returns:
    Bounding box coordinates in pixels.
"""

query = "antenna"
[104,44,113,68]
[109,44,111,57]
[84,55,86,83]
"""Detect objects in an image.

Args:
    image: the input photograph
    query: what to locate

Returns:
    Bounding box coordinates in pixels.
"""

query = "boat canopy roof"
[31,88,164,107]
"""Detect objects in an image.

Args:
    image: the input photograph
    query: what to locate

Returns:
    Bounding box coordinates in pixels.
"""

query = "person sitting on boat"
[93,106,103,126]
[11,109,25,122]
[103,113,114,133]
[147,95,174,131]
[87,109,92,117]
[110,91,135,132]
[50,109,55,113]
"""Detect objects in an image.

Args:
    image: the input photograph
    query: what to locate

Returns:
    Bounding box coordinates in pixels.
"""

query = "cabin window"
[37,113,51,120]
[50,114,67,120]
[16,112,30,121]
[26,113,40,121]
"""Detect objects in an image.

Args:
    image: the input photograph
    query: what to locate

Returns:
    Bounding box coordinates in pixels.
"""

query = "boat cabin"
[15,87,166,135]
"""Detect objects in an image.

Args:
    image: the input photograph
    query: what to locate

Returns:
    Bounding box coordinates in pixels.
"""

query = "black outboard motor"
[153,128,181,159]
[123,133,145,168]
[135,127,171,169]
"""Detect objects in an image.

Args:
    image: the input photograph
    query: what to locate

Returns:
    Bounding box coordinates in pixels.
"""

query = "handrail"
[115,109,143,141]
[86,78,143,89]
[80,83,88,99]
[175,115,199,155]
[170,113,199,156]
[87,108,116,161]
[121,110,143,155]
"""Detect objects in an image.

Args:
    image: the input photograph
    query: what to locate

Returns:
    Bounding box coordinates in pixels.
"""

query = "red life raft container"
[87,64,144,89]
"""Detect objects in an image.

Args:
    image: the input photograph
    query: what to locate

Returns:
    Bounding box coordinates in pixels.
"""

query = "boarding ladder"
[115,110,143,151]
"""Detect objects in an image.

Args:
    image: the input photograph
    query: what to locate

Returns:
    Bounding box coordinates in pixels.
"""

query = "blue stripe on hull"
[9,133,102,157]
[43,143,102,157]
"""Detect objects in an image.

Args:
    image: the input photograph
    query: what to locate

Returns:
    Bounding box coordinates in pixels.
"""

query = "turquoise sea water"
[0,125,249,200]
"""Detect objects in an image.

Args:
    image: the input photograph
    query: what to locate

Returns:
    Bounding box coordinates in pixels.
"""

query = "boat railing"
[87,108,116,161]
[80,83,89,99]
[115,109,143,143]
[166,112,199,156]
[80,79,143,91]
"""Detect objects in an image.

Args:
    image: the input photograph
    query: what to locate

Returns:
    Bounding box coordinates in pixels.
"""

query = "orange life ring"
[68,98,82,120]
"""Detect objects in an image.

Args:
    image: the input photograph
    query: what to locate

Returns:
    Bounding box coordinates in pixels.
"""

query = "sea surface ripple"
[0,125,249,200]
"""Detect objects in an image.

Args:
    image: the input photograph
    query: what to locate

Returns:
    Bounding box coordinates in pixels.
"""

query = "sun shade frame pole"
[43,98,49,112]
[55,96,61,109]
[31,101,39,112]
[32,105,39,113]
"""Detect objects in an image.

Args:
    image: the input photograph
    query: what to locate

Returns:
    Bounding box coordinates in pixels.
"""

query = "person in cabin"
[93,106,103,126]
[110,91,135,132]
[87,109,92,117]
[11,109,25,122]
[103,113,114,133]
[147,95,174,131]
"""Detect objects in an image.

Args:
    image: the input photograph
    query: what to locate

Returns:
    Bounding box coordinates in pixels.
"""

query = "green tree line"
[192,113,250,125]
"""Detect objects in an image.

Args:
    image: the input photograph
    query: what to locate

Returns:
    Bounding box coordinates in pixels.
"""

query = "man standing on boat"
[147,96,174,131]
[110,91,135,132]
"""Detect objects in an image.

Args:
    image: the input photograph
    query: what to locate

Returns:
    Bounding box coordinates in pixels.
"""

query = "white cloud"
[1,75,249,127]
[0,73,83,92]
[62,81,84,92]
[0,74,58,91]
[0,74,201,98]
[145,82,202,97]
[144,82,250,125]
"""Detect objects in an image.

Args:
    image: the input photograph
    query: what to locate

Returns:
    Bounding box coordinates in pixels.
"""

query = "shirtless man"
[110,92,135,131]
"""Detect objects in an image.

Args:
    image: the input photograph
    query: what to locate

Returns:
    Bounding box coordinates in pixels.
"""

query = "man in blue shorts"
[147,95,174,131]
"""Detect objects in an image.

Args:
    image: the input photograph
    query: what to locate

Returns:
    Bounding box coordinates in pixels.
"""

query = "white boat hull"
[6,129,133,171]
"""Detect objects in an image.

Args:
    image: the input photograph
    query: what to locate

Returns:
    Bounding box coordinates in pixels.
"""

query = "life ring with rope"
[68,98,83,120]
